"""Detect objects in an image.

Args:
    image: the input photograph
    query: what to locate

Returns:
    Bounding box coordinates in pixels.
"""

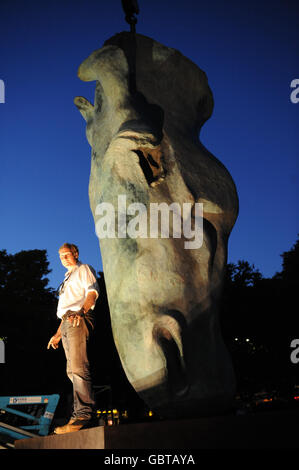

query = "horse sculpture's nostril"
[155,328,189,398]
[153,317,189,399]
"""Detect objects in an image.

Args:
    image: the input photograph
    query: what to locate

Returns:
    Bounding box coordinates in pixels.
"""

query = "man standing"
[47,243,99,434]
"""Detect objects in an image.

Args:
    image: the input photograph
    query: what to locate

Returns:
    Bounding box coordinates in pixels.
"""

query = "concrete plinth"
[14,409,299,449]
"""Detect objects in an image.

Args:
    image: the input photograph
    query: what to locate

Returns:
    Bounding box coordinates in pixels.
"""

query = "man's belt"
[62,309,84,321]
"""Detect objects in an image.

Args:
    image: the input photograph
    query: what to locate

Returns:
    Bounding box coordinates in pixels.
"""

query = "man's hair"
[59,243,79,259]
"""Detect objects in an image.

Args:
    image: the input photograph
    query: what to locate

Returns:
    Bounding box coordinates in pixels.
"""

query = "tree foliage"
[0,249,56,308]
[225,260,262,288]
[221,235,299,395]
[274,234,299,284]
[0,249,61,396]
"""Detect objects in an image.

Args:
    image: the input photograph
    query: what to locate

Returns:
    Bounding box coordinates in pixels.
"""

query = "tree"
[225,260,263,288]
[221,259,264,340]
[274,234,299,285]
[0,249,56,308]
[0,249,61,396]
[221,238,299,397]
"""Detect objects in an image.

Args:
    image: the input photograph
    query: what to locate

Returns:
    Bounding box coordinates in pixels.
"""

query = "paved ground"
[12,408,299,450]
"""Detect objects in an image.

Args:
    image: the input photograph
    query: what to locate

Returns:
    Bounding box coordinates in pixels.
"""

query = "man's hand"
[65,292,97,328]
[47,334,61,350]
[67,312,84,327]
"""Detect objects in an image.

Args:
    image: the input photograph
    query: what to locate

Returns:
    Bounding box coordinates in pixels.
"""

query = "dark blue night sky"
[1,0,298,289]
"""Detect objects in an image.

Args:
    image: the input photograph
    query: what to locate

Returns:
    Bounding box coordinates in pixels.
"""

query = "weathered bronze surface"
[75,32,239,418]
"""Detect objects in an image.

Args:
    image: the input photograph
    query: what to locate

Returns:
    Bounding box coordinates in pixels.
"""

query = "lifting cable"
[121,0,140,93]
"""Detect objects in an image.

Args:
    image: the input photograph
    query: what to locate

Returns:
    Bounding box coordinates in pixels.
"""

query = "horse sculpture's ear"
[74,96,94,122]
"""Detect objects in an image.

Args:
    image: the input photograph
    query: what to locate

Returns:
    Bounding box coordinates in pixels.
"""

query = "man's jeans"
[61,313,95,419]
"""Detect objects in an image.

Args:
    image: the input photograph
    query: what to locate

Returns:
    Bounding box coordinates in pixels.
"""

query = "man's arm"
[47,320,63,349]
[82,291,98,314]
[67,291,98,327]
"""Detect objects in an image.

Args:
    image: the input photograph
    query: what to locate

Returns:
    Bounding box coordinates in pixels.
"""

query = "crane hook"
[121,0,139,33]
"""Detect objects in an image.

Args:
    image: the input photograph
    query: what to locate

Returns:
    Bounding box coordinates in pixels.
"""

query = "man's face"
[59,248,78,270]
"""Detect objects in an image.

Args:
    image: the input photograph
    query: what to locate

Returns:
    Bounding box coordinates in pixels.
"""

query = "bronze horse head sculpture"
[75,32,238,418]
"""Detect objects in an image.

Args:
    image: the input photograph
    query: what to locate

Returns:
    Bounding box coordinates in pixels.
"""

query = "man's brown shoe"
[54,417,90,434]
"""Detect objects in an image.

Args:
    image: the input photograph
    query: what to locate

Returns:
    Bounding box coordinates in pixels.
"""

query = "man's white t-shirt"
[57,261,99,319]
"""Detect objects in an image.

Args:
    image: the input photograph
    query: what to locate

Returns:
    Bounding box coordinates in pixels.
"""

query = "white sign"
[9,396,42,405]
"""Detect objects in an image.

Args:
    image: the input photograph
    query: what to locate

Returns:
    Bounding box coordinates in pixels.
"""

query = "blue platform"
[0,394,60,440]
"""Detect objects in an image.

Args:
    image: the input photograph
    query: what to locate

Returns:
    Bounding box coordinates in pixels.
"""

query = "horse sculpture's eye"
[133,147,166,187]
